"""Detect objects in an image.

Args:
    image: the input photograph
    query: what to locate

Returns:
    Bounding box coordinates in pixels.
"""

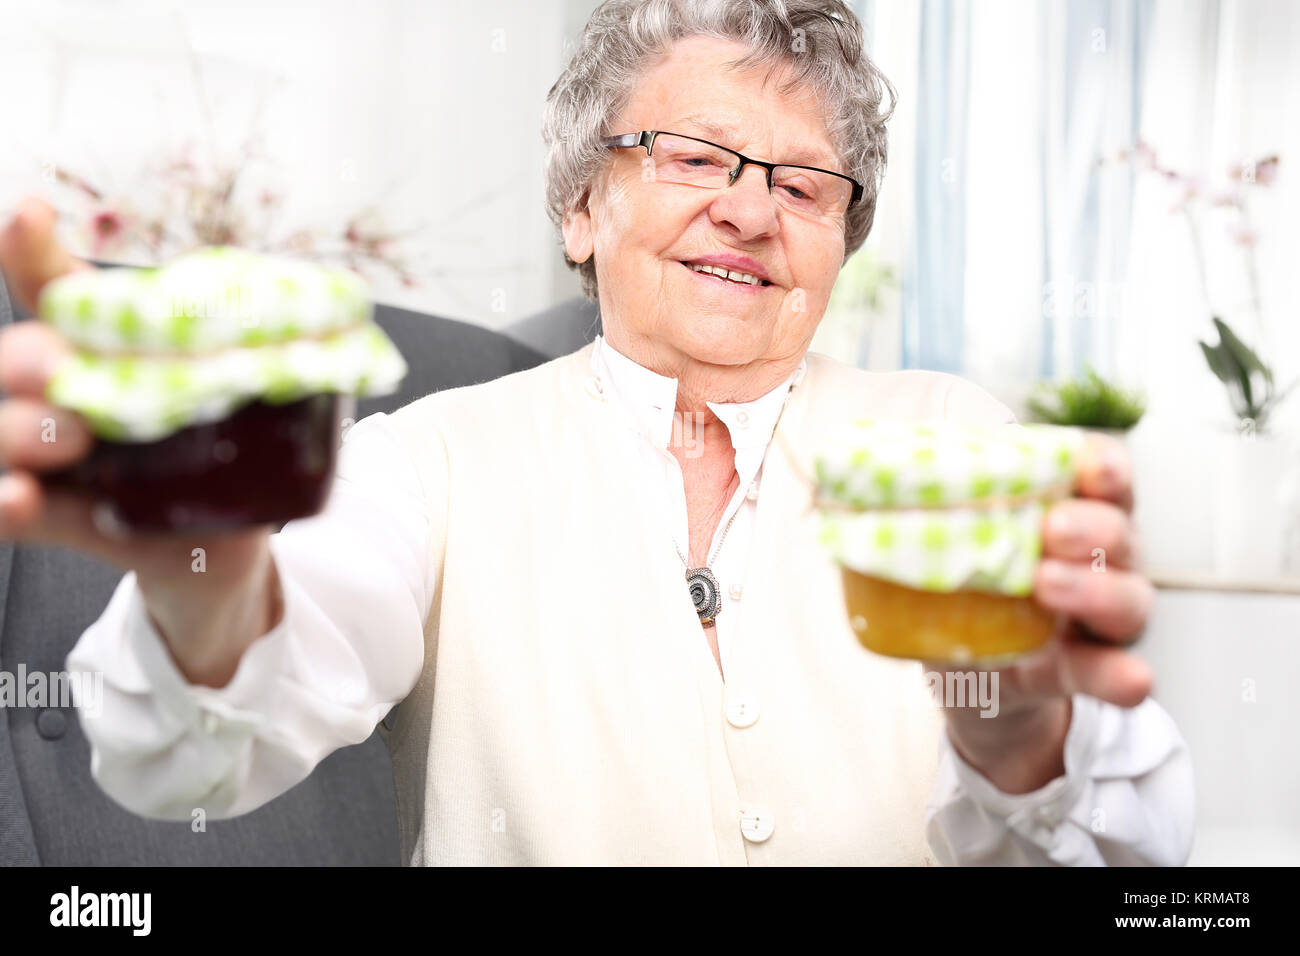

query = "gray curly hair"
[542,0,895,302]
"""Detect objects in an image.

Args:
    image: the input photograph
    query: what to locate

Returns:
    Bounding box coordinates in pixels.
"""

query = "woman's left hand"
[923,432,1155,794]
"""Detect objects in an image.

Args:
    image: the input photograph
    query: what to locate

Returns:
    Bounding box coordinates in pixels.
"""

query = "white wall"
[1139,587,1300,864]
[0,0,587,327]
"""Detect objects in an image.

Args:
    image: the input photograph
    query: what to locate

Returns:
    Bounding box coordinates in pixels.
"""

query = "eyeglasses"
[601,130,864,219]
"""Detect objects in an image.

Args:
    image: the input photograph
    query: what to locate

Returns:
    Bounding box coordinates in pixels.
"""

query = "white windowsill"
[1149,569,1300,596]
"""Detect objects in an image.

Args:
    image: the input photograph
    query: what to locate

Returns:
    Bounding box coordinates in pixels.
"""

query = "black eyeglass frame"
[601,130,865,210]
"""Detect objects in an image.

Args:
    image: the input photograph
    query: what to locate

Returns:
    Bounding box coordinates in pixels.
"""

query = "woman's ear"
[562,195,594,265]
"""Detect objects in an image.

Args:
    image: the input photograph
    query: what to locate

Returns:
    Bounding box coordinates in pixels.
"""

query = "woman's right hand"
[0,197,281,688]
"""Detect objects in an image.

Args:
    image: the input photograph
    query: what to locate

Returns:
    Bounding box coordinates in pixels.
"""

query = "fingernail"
[0,473,23,509]
[1047,508,1074,539]
[19,352,51,385]
[1101,442,1128,489]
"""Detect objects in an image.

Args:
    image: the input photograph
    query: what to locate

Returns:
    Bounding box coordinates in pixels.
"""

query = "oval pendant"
[686,567,722,625]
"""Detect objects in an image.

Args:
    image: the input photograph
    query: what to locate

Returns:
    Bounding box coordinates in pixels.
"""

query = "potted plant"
[1025,366,1147,438]
[1196,315,1300,579]
[1108,144,1299,579]
[1198,316,1299,437]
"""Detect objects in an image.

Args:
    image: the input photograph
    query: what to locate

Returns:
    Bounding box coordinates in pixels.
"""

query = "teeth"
[689,262,763,285]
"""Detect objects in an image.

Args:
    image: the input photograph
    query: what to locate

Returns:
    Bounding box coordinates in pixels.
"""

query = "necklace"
[673,480,742,628]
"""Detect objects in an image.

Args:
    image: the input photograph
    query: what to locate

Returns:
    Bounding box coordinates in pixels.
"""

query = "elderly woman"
[0,0,1191,865]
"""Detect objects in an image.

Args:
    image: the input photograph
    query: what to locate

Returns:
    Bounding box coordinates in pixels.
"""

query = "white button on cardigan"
[725,695,760,728]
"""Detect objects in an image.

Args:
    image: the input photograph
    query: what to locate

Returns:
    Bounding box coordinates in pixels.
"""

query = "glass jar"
[37,247,406,533]
[44,393,344,533]
[814,419,1086,664]
[840,566,1060,662]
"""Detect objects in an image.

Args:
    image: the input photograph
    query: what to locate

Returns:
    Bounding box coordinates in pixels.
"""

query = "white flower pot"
[1210,426,1300,580]
[1122,416,1214,577]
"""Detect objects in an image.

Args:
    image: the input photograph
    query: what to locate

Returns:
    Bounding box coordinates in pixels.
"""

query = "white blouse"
[589,335,806,678]
[66,339,1194,865]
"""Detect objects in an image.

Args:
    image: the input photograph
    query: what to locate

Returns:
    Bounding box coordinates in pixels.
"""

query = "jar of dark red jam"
[37,247,406,534]
[44,394,348,533]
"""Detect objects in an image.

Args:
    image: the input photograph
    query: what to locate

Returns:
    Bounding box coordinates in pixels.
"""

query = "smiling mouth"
[678,260,772,287]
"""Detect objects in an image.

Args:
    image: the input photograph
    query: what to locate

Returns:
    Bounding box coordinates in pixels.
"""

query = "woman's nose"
[731,161,774,196]
[709,164,780,234]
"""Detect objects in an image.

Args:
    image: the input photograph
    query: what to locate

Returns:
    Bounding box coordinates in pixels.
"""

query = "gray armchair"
[502,296,600,359]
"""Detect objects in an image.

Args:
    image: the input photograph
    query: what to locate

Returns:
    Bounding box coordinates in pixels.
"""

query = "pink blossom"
[286,230,314,252]
[1229,155,1280,186]
[1135,140,1156,170]
[1231,224,1258,246]
[1252,155,1279,186]
[48,139,417,284]
[90,208,127,254]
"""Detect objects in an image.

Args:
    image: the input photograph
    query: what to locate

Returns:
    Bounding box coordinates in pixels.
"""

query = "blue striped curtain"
[902,0,969,373]
[899,0,1152,379]
[1042,0,1153,379]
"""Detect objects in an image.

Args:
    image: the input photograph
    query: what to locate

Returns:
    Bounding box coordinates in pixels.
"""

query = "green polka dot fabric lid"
[39,246,407,441]
[813,419,1088,596]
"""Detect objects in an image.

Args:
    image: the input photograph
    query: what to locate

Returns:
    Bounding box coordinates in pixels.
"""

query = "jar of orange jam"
[813,419,1087,664]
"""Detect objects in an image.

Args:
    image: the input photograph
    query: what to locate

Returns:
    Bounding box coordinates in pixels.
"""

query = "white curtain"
[855,0,1149,405]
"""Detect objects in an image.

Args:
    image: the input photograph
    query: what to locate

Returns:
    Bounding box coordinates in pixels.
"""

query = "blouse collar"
[589,334,806,455]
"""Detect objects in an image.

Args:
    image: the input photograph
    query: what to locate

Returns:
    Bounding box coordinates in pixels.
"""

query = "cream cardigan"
[70,341,1194,865]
